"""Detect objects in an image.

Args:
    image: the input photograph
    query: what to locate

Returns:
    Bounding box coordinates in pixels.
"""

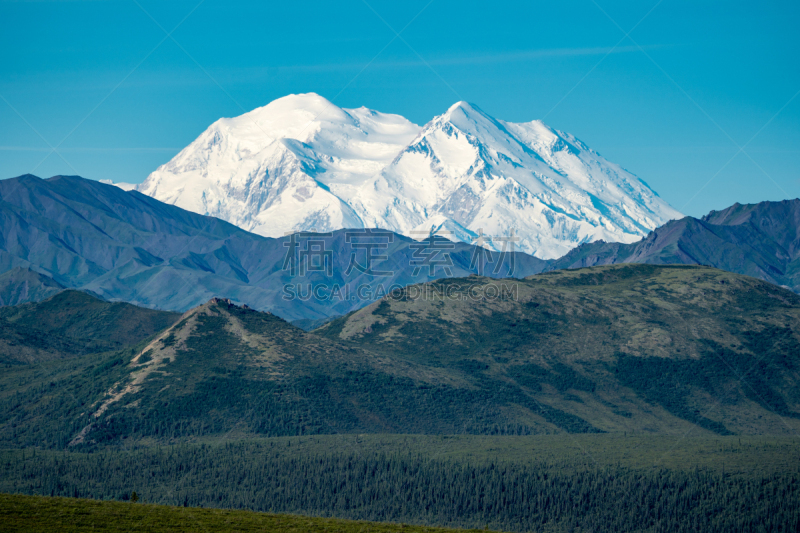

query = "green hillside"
[0,290,181,364]
[1,265,799,449]
[0,493,493,533]
[318,264,800,436]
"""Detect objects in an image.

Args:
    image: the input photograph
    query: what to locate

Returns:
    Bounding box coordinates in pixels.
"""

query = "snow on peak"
[137,96,682,258]
[100,179,136,191]
[443,100,481,116]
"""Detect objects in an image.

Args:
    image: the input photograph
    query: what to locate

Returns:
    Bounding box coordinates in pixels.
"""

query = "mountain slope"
[318,264,800,436]
[0,267,64,306]
[0,174,547,321]
[136,94,681,258]
[548,199,800,291]
[138,94,420,238]
[357,101,681,258]
[69,296,585,447]
[0,290,180,364]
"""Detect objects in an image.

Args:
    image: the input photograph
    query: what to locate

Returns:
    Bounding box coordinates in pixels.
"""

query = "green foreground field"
[0,493,493,533]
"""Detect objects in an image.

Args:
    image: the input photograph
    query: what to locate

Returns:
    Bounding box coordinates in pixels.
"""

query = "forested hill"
[1,264,798,448]
[0,290,180,364]
[317,264,800,436]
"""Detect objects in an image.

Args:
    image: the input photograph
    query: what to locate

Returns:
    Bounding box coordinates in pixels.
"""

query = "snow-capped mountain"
[136,93,681,258]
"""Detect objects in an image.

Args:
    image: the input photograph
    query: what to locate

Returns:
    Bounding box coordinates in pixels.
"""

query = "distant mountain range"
[0,174,797,325]
[134,93,681,258]
[549,199,800,292]
[2,264,798,449]
[0,174,546,322]
[0,267,64,306]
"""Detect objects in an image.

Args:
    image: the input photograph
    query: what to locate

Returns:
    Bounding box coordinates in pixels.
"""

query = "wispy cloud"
[0,43,674,92]
[423,44,672,66]
[242,43,673,72]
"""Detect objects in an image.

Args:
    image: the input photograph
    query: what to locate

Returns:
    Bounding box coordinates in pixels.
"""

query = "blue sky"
[1,0,798,217]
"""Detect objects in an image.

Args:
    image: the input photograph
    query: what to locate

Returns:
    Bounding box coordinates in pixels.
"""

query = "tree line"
[1,442,798,532]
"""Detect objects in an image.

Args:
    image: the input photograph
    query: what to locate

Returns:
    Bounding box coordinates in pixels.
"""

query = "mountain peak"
[248,92,339,118]
[440,100,492,127]
[272,91,330,105]
[14,174,43,182]
[137,95,681,258]
[207,296,251,310]
[444,100,481,114]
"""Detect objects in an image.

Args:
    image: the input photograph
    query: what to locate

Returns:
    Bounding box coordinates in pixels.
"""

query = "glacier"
[136,93,682,259]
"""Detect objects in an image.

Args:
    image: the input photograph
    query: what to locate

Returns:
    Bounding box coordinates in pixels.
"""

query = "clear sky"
[1,0,798,217]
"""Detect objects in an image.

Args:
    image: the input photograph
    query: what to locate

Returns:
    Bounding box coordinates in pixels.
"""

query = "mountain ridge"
[1,172,799,331]
[0,174,547,321]
[0,267,65,306]
[547,198,800,291]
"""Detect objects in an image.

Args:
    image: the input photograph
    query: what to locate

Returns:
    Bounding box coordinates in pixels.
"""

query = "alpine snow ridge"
[137,93,682,258]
